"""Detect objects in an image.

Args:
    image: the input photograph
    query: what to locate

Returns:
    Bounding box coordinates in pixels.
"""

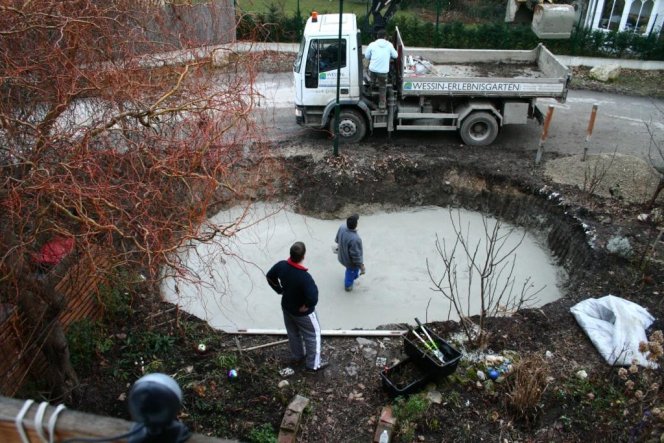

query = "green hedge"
[236,12,664,60]
[237,6,304,42]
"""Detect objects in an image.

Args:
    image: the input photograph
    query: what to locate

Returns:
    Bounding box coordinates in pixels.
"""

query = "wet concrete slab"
[162,204,564,332]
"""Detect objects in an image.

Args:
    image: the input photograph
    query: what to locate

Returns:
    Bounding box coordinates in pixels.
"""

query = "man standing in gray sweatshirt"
[334,214,366,291]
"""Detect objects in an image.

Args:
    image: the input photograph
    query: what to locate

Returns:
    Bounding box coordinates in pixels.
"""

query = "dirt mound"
[545,153,662,204]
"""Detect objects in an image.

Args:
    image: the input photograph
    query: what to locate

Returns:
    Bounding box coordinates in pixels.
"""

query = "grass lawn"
[238,0,370,15]
[236,0,426,18]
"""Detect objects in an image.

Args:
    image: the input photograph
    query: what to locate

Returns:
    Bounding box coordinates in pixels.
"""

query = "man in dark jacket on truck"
[335,214,366,292]
[266,241,327,372]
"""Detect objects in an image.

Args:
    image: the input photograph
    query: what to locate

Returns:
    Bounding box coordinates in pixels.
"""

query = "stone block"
[280,410,299,432]
[211,48,230,68]
[589,64,621,82]
[288,394,310,413]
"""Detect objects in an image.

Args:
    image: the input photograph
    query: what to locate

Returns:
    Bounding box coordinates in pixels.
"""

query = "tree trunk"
[2,225,79,401]
[17,273,80,402]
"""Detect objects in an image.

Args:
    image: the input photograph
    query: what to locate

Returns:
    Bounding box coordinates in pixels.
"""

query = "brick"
[288,394,310,413]
[379,405,395,425]
[279,395,310,439]
[280,410,299,432]
[374,406,396,443]
[277,430,296,443]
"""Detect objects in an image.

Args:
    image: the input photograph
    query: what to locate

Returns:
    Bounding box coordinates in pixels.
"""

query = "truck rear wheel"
[330,109,367,144]
[459,112,499,146]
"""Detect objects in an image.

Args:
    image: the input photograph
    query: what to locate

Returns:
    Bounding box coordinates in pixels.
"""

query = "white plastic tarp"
[570,295,656,368]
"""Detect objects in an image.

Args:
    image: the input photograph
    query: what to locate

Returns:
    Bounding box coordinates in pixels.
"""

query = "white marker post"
[535,105,555,166]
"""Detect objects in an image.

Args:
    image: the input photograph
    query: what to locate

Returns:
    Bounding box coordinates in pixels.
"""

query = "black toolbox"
[380,327,462,397]
[380,356,436,397]
[404,327,462,376]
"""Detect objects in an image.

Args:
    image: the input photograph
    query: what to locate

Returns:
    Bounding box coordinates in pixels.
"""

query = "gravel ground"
[545,153,663,204]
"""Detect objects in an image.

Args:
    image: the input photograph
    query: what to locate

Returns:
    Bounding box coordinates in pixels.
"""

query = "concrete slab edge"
[232,329,408,336]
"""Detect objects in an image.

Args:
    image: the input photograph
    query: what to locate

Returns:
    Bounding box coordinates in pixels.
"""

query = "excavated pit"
[163,151,601,332]
[292,153,594,280]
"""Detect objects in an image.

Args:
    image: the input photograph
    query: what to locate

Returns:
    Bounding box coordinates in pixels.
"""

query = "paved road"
[254,72,664,165]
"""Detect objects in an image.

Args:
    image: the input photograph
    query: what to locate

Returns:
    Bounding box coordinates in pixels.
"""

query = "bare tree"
[0,1,274,400]
[426,210,544,348]
[582,149,618,197]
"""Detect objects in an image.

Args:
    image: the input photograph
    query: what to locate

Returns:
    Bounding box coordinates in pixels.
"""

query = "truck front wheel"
[459,112,499,146]
[330,109,367,144]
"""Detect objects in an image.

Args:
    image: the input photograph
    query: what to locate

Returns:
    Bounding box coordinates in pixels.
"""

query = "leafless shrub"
[639,227,664,281]
[0,0,275,399]
[582,149,617,197]
[427,210,544,347]
[646,103,664,208]
[505,354,550,422]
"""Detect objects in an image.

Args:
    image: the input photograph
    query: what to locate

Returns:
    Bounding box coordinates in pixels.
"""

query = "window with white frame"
[626,0,654,33]
[599,0,626,30]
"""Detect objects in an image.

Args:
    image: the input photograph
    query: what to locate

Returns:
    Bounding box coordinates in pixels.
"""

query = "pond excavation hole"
[161,203,566,332]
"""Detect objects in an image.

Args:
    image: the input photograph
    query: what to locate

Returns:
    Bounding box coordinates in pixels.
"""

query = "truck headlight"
[295,108,302,117]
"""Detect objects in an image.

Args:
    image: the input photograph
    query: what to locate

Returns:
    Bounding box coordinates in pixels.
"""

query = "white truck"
[293,13,571,146]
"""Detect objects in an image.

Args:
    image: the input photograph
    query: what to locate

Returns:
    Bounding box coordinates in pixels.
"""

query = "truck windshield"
[294,37,306,73]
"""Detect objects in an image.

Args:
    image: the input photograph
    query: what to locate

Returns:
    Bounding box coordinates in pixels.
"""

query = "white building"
[582,0,664,34]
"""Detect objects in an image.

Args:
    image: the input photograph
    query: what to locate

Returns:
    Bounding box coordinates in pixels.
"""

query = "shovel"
[414,318,445,363]
[409,327,445,364]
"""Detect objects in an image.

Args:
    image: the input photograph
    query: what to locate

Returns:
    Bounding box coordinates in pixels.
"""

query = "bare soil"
[58,141,664,443]
[37,52,664,442]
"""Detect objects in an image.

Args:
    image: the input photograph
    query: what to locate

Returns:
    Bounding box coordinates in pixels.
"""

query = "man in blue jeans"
[266,242,327,372]
[335,214,366,291]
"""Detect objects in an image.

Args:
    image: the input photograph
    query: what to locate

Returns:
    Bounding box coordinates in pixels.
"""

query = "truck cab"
[293,13,372,143]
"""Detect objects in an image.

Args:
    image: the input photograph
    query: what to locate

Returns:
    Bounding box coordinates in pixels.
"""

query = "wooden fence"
[0,250,111,396]
[0,395,237,443]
